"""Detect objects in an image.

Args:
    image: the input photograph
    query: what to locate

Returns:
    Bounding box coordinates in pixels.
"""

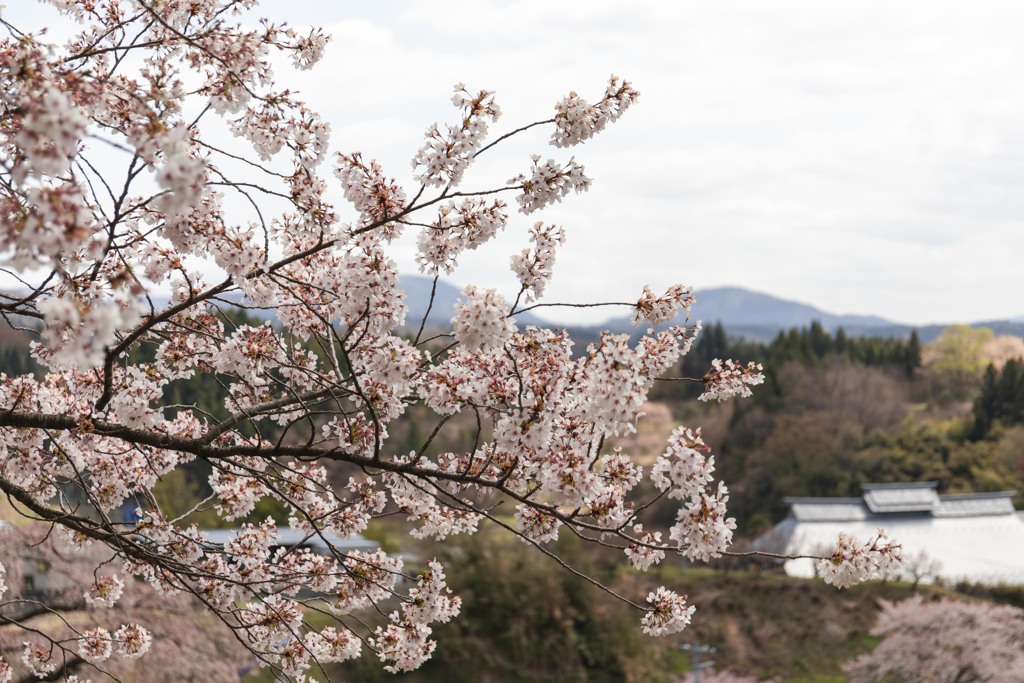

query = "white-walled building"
[769,482,1024,585]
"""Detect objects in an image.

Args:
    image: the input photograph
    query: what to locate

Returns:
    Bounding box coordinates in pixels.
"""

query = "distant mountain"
[400,274,549,330]
[399,275,462,329]
[690,287,893,329]
[5,279,1021,347]
[586,286,895,340]
[140,276,549,330]
[228,279,1024,343]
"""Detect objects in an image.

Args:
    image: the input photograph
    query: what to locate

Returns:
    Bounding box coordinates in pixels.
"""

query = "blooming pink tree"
[0,522,251,683]
[843,595,1024,683]
[0,2,897,681]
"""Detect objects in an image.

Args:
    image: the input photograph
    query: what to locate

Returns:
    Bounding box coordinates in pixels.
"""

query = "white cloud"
[8,0,1024,325]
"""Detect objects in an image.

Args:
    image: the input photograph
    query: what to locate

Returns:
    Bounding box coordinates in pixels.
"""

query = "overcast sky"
[11,1,1024,326]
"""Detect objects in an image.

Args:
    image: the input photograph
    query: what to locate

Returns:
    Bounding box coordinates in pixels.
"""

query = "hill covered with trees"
[645,321,1023,532]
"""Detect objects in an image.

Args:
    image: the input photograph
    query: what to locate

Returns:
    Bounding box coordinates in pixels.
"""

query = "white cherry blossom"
[698,359,766,402]
[451,285,516,352]
[642,587,695,637]
[0,4,866,677]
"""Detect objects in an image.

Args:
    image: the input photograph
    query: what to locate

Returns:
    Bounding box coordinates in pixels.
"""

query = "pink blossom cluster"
[36,286,144,368]
[23,622,150,676]
[509,155,592,214]
[20,643,56,679]
[84,574,125,609]
[819,530,903,589]
[150,125,207,216]
[412,84,501,188]
[631,427,738,564]
[416,199,509,275]
[76,623,152,662]
[670,482,737,562]
[625,525,666,570]
[451,285,516,351]
[634,284,696,327]
[0,38,89,184]
[514,504,563,544]
[699,358,766,402]
[642,587,696,637]
[0,182,96,270]
[510,222,566,303]
[650,426,716,500]
[336,152,407,237]
[551,75,640,148]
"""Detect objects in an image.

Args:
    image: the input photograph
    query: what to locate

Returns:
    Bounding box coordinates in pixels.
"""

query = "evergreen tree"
[808,320,833,359]
[905,329,922,378]
[834,327,848,355]
[972,363,999,440]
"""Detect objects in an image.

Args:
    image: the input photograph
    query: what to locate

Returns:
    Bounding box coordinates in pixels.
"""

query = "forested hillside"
[649,322,1023,531]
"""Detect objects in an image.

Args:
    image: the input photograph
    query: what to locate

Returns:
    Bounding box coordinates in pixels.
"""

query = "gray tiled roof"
[786,500,868,522]
[935,492,1017,517]
[786,483,1016,521]
[862,482,940,513]
[772,483,1024,586]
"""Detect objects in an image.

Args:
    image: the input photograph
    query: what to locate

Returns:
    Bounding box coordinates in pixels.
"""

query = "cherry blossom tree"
[843,595,1024,683]
[0,521,251,683]
[0,1,900,681]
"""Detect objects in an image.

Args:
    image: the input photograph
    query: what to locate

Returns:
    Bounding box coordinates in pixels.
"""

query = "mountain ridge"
[3,278,1019,346]
[399,275,1024,344]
